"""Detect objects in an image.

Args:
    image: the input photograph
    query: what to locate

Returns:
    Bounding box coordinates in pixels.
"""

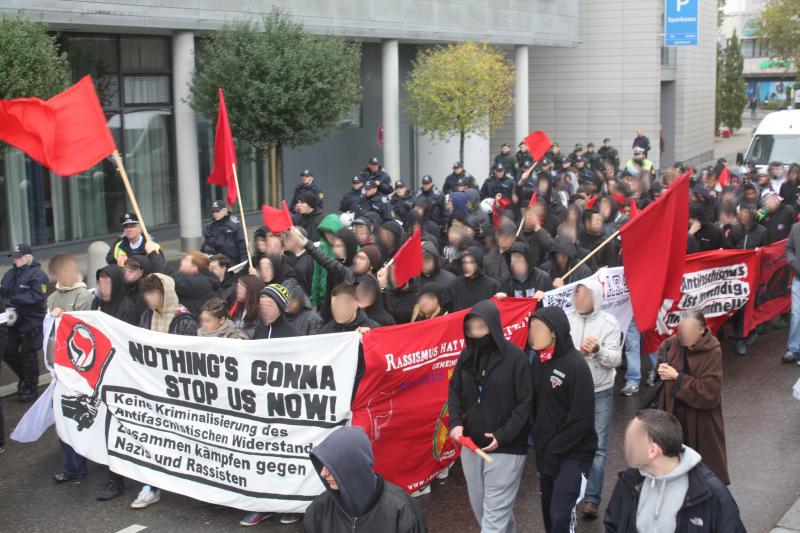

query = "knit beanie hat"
[259,283,291,313]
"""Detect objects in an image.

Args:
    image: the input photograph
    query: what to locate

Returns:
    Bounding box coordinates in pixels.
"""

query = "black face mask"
[470,334,494,351]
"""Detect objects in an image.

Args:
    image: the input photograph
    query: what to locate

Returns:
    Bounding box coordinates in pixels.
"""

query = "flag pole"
[560,229,620,282]
[231,163,254,268]
[516,160,538,237]
[112,150,152,242]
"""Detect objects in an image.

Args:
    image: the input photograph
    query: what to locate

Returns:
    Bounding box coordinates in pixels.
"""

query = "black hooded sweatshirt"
[530,306,597,477]
[449,247,501,312]
[123,254,152,320]
[252,314,301,340]
[304,427,428,533]
[385,278,420,325]
[502,241,554,297]
[147,251,220,317]
[539,236,593,283]
[91,265,138,325]
[357,275,395,327]
[448,300,533,454]
[317,309,379,334]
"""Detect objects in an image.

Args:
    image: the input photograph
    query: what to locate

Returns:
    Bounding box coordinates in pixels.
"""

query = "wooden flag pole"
[231,163,254,269]
[516,160,539,237]
[560,229,621,282]
[112,150,152,242]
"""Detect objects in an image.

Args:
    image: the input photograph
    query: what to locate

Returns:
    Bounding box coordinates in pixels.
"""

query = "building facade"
[1,0,716,256]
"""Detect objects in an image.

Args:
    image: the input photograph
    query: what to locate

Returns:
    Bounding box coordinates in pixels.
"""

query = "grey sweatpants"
[461,449,526,533]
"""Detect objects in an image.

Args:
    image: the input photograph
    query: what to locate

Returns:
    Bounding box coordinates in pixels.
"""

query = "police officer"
[359,156,393,195]
[1,244,48,402]
[625,147,653,175]
[106,213,156,266]
[340,176,364,213]
[481,163,516,200]
[391,181,414,224]
[583,142,602,171]
[493,143,517,177]
[516,141,533,170]
[201,200,248,264]
[289,169,324,211]
[356,181,393,222]
[569,143,584,165]
[597,138,620,171]
[443,161,479,194]
[538,158,556,183]
[417,175,444,223]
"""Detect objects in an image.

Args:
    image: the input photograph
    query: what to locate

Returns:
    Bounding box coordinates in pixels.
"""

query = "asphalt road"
[1,325,798,533]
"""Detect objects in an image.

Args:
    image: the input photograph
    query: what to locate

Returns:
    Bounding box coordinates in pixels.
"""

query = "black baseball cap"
[9,244,32,258]
[364,181,378,190]
[395,180,406,189]
[120,212,140,227]
[352,176,362,184]
[603,137,611,143]
[422,175,433,184]
[368,157,380,165]
[453,161,464,169]
[211,200,225,212]
[456,177,466,186]
[493,163,505,171]
[300,169,314,177]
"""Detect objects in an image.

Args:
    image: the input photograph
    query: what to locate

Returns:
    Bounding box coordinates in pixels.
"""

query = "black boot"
[97,479,124,501]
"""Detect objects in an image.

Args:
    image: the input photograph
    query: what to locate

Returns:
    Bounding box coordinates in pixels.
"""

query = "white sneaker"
[436,467,450,480]
[279,514,301,524]
[131,486,161,509]
[411,485,431,497]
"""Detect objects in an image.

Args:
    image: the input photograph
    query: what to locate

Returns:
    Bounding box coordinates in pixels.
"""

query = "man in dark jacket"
[579,208,618,269]
[448,300,533,532]
[688,203,726,253]
[604,410,745,533]
[390,181,414,224]
[726,204,767,249]
[483,219,518,286]
[290,169,325,211]
[443,162,479,194]
[106,213,159,266]
[761,190,795,244]
[1,244,48,401]
[540,236,593,288]
[340,177,364,213]
[500,241,553,298]
[450,247,501,312]
[317,283,379,333]
[420,241,456,300]
[252,284,300,339]
[493,143,518,176]
[145,243,219,317]
[356,181,393,223]
[632,128,651,158]
[201,201,248,264]
[302,426,427,533]
[293,192,326,243]
[359,156,393,195]
[480,163,516,200]
[529,306,597,533]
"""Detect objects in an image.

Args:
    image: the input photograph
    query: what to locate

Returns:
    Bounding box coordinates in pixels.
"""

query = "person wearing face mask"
[529,306,597,533]
[302,426,427,532]
[654,310,730,486]
[448,300,533,533]
[604,409,745,532]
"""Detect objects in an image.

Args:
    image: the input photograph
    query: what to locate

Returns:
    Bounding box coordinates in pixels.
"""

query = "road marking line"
[114,525,148,533]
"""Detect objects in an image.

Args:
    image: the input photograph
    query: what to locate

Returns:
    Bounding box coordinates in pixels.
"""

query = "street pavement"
[0,323,798,532]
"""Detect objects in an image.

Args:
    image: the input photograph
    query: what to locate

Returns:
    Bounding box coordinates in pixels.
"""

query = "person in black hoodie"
[303,426,427,533]
[317,283,379,334]
[356,275,395,327]
[208,255,236,303]
[252,284,301,340]
[144,242,219,317]
[762,190,795,244]
[448,300,533,532]
[540,236,593,288]
[449,247,500,312]
[122,255,151,320]
[377,220,403,263]
[687,203,726,253]
[529,306,597,533]
[376,265,420,325]
[92,265,138,326]
[498,241,553,298]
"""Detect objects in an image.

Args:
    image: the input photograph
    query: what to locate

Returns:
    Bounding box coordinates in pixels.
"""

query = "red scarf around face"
[538,346,555,363]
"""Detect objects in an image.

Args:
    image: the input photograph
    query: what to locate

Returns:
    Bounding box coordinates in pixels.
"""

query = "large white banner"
[541,266,633,340]
[53,311,359,513]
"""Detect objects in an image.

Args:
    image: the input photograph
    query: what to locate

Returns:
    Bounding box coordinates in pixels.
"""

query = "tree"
[190,9,362,204]
[756,0,800,90]
[717,31,749,131]
[0,13,69,101]
[715,42,724,131]
[404,42,514,163]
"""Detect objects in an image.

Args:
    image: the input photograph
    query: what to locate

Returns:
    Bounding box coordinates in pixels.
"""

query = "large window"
[741,38,770,59]
[0,34,176,251]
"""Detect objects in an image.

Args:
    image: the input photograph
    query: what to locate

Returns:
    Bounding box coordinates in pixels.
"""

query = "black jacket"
[604,460,746,533]
[293,209,326,243]
[530,306,597,477]
[201,215,247,263]
[358,275,395,327]
[340,188,363,213]
[147,251,219,317]
[726,222,767,250]
[763,204,795,244]
[449,247,501,312]
[448,300,533,454]
[689,222,726,253]
[317,310,379,334]
[539,236,593,283]
[253,315,301,340]
[0,261,48,331]
[384,280,419,325]
[138,306,198,336]
[502,241,553,297]
[91,265,138,326]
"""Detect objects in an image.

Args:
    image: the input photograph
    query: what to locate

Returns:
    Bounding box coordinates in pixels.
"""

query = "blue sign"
[664,0,698,46]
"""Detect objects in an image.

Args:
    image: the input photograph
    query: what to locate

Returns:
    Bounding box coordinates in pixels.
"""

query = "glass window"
[120,37,170,72]
[745,135,800,165]
[123,75,171,105]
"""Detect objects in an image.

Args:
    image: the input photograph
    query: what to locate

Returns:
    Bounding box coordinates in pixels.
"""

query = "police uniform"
[391,182,414,223]
[202,200,248,263]
[290,170,325,211]
[583,144,602,171]
[443,162,479,194]
[340,177,364,213]
[358,157,393,195]
[106,213,152,266]
[1,244,48,400]
[480,164,516,200]
[356,183,393,222]
[598,139,620,171]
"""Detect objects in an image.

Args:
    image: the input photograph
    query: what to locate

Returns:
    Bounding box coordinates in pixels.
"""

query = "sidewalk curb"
[772,496,800,532]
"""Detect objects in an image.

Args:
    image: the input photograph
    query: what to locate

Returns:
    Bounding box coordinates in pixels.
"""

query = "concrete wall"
[7,0,579,46]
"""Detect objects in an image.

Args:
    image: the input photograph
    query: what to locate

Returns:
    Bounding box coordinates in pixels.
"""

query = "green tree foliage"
[190,9,362,200]
[717,31,748,131]
[404,42,514,162]
[756,0,800,84]
[0,13,69,100]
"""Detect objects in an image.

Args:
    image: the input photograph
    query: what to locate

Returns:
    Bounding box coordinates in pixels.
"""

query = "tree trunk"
[268,145,278,206]
[276,144,284,205]
[459,130,465,164]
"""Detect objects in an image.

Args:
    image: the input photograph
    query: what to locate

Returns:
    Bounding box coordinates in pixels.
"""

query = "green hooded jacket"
[310,213,343,307]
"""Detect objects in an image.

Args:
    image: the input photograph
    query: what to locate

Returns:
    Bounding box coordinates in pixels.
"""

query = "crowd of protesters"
[3,127,784,531]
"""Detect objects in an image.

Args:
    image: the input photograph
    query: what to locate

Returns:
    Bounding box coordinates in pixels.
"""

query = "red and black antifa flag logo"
[54,316,116,430]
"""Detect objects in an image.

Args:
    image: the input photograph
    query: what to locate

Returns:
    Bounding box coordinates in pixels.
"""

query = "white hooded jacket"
[567,277,622,392]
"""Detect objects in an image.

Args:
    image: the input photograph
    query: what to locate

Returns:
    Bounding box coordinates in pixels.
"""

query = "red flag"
[629,197,639,218]
[0,76,116,176]
[620,172,690,331]
[523,131,553,161]
[585,195,598,209]
[207,88,238,206]
[261,200,293,234]
[54,314,116,392]
[391,226,423,287]
[718,164,730,187]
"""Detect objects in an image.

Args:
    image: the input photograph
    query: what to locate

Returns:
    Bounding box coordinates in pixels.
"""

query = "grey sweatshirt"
[636,446,702,533]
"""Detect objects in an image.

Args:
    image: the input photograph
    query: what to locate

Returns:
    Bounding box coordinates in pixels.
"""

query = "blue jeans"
[584,387,613,505]
[788,278,800,353]
[59,439,87,476]
[624,319,641,382]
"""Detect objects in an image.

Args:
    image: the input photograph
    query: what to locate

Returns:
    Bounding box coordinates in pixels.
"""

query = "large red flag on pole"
[523,131,553,162]
[718,164,730,187]
[261,201,293,234]
[0,76,116,176]
[207,88,238,206]
[389,226,423,287]
[620,172,690,331]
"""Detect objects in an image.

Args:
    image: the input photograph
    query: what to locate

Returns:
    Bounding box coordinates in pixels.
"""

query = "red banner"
[747,239,792,327]
[644,249,758,352]
[351,298,538,493]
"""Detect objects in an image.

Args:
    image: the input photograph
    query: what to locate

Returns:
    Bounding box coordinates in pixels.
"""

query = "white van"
[741,109,800,168]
